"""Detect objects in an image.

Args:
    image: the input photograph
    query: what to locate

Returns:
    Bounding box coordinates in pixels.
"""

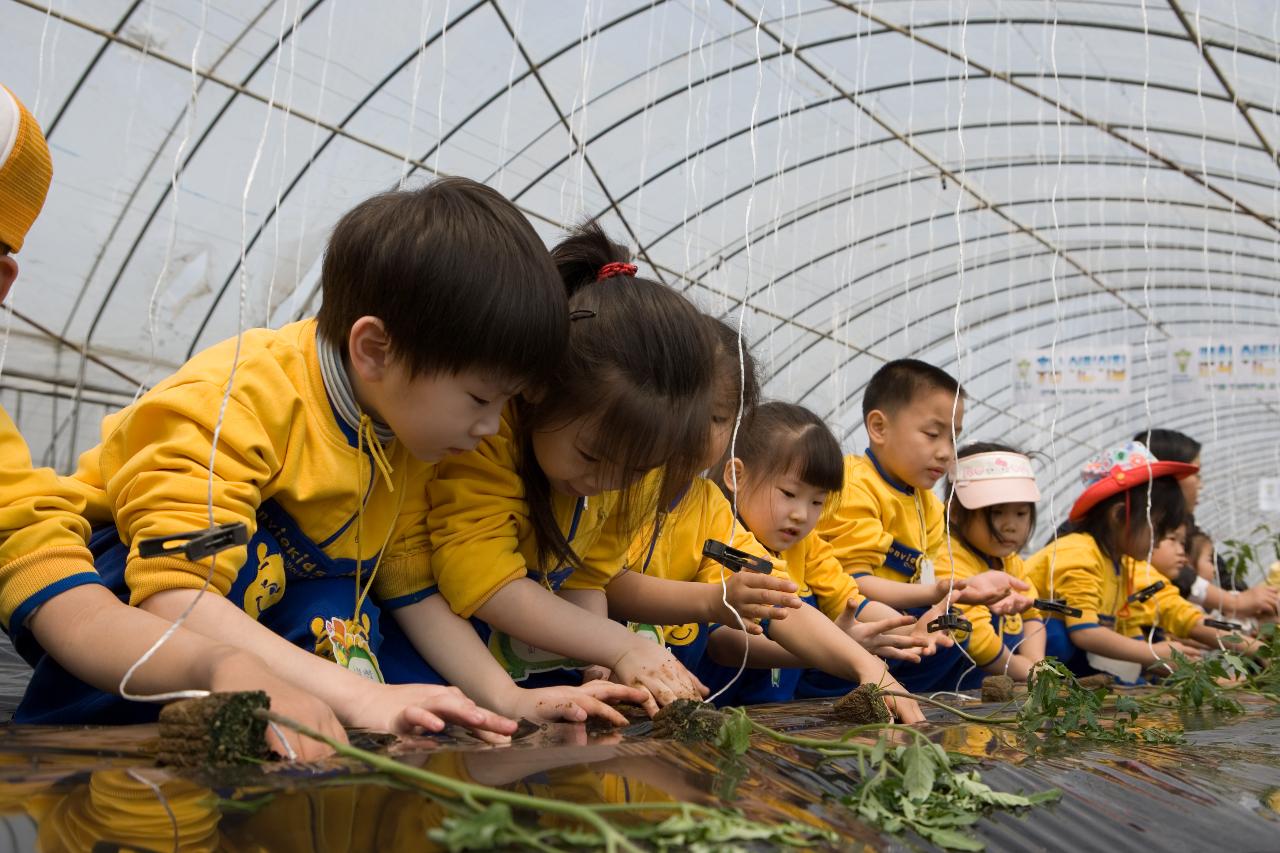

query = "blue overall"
[15,412,419,724]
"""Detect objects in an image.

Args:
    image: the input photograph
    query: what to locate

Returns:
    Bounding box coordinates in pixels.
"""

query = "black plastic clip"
[928,607,972,634]
[702,539,773,574]
[137,522,250,562]
[1128,581,1165,604]
[1033,598,1083,618]
[1203,617,1244,632]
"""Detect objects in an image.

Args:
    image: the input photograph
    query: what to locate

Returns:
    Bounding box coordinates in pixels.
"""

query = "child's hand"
[877,676,925,724]
[714,570,802,631]
[345,683,519,741]
[837,607,926,662]
[209,651,346,761]
[504,681,650,727]
[1150,639,1202,664]
[911,605,955,654]
[1234,585,1280,617]
[611,641,707,714]
[946,572,1031,607]
[988,591,1036,617]
[580,665,612,683]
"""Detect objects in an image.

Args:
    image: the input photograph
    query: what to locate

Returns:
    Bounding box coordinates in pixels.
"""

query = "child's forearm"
[767,603,894,683]
[138,587,377,723]
[29,584,241,696]
[605,570,720,625]
[475,578,641,668]
[706,628,801,668]
[855,574,938,609]
[1019,620,1047,661]
[391,595,525,712]
[1069,625,1165,664]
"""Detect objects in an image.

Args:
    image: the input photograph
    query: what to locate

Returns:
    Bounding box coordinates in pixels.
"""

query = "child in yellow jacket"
[935,443,1046,686]
[1027,441,1257,681]
[0,82,349,758]
[686,402,925,721]
[22,178,643,733]
[391,222,718,711]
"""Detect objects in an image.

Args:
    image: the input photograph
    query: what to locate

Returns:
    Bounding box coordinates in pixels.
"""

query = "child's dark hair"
[707,315,760,425]
[946,442,1038,551]
[862,358,965,421]
[317,177,567,386]
[1074,476,1188,562]
[712,401,844,512]
[518,220,716,571]
[1132,428,1201,464]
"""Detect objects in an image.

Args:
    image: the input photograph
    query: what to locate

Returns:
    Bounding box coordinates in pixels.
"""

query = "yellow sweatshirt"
[1025,533,1122,634]
[774,531,867,621]
[427,411,635,619]
[625,478,769,583]
[66,319,434,610]
[816,452,945,581]
[935,533,1042,666]
[0,406,101,633]
[1115,557,1204,640]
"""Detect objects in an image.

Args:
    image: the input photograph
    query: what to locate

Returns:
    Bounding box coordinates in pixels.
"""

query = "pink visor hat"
[951,451,1041,509]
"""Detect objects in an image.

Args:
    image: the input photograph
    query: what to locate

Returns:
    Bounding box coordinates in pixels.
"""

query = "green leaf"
[903,743,937,802]
[919,825,988,851]
[716,709,753,756]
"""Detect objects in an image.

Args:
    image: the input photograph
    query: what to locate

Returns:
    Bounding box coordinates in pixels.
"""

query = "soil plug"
[981,674,1016,703]
[832,684,891,725]
[651,698,724,742]
[157,691,272,767]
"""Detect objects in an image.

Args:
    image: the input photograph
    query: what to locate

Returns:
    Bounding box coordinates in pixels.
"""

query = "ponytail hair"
[518,221,716,571]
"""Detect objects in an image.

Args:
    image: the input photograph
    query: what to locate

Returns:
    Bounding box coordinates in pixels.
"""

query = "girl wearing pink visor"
[935,443,1046,688]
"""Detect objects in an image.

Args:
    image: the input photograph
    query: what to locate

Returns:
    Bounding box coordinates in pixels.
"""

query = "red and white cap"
[951,451,1041,509]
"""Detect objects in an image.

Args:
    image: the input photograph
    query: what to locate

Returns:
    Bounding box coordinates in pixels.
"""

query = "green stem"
[258,710,642,853]
[875,689,1019,724]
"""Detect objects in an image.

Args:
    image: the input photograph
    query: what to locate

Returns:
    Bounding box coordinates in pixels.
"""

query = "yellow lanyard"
[352,413,405,621]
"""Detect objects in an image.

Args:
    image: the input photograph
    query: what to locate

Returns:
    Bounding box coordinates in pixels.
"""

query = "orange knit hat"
[0,84,53,253]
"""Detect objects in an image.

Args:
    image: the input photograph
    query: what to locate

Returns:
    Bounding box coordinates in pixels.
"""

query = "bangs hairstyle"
[1133,428,1201,465]
[316,177,567,386]
[945,441,1038,551]
[1074,475,1188,562]
[518,220,716,572]
[862,358,965,421]
[707,314,761,423]
[714,401,845,515]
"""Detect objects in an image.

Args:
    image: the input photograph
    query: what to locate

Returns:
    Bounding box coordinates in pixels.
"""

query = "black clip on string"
[1203,617,1245,632]
[1128,581,1165,604]
[137,522,250,562]
[702,540,773,574]
[927,606,972,634]
[1034,598,1083,618]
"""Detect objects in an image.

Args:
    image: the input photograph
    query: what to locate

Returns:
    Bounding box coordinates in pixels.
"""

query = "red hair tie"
[596,261,637,281]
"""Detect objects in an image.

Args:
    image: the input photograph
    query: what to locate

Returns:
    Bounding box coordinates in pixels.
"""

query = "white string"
[941,0,972,616]
[705,4,767,706]
[399,0,433,186]
[432,0,451,176]
[125,769,179,853]
[119,0,285,704]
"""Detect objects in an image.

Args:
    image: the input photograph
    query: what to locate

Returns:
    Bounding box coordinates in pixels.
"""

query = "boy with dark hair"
[0,82,347,758]
[20,176,644,730]
[802,359,1027,695]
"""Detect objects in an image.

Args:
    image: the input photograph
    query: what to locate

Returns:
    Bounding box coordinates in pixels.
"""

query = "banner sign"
[1168,339,1280,401]
[1013,345,1132,403]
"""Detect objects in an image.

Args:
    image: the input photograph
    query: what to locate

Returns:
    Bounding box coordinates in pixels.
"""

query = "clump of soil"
[1077,673,1115,691]
[832,684,891,725]
[981,675,1016,703]
[651,698,724,742]
[158,691,272,767]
